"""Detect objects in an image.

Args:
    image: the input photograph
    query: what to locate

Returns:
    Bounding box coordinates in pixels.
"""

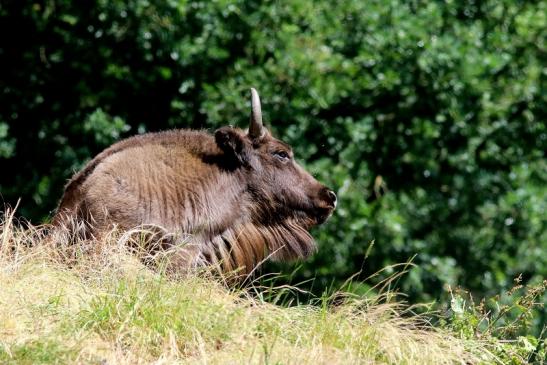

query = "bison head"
[214,89,336,260]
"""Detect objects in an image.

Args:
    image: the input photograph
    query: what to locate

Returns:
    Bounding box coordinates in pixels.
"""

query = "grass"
[0,208,503,364]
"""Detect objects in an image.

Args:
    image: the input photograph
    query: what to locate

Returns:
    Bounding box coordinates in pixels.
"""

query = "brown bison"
[53,88,336,274]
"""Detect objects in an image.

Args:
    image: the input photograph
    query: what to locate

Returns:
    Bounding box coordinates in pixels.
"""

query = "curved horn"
[248,88,265,139]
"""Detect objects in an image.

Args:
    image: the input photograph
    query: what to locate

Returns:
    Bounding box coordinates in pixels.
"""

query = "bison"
[53,88,336,275]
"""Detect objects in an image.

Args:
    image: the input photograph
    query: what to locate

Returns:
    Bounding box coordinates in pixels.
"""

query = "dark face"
[215,127,336,226]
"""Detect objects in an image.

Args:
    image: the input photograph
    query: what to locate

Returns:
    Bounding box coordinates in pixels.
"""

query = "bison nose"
[326,189,337,208]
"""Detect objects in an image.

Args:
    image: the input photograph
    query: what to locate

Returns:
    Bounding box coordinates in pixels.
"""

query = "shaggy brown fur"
[53,90,336,275]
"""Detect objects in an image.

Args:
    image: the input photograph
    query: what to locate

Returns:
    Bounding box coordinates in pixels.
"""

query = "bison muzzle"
[53,88,336,275]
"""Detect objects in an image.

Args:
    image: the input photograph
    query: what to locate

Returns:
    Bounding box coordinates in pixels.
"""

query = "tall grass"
[0,207,498,364]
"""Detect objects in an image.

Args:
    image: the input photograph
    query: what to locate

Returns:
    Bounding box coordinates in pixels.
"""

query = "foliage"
[0,0,545,334]
[444,278,546,364]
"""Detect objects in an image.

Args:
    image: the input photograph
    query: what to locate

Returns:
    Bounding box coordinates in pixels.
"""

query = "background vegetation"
[0,0,545,336]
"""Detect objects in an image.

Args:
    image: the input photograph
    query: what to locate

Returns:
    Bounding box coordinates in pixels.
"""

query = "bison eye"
[273,150,290,161]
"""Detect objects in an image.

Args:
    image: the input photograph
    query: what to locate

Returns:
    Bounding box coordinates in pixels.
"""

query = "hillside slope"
[0,211,507,364]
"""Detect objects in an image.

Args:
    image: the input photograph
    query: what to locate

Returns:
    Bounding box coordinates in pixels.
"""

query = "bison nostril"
[327,190,337,207]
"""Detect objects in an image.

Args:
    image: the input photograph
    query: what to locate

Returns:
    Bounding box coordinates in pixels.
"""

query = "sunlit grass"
[0,207,497,364]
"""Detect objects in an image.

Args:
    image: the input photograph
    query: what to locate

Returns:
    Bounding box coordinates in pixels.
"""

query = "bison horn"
[249,88,265,139]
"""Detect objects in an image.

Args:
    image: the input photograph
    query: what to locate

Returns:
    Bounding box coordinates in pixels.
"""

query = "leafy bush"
[444,277,546,364]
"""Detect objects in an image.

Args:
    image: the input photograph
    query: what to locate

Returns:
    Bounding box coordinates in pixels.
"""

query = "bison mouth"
[312,205,335,224]
[310,189,337,224]
[290,204,335,227]
[257,197,335,229]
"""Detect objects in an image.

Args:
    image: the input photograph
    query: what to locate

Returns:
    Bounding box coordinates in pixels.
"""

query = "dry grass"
[0,207,498,364]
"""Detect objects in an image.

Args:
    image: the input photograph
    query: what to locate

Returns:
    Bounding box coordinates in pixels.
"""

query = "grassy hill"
[0,209,541,364]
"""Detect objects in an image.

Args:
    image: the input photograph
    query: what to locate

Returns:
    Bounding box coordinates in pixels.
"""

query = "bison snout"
[310,187,337,224]
[319,187,337,209]
[326,189,337,208]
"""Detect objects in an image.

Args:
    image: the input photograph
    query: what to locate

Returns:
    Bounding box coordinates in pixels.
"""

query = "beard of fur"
[200,214,317,275]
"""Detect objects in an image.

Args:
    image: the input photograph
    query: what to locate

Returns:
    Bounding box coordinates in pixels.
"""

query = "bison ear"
[215,127,252,166]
